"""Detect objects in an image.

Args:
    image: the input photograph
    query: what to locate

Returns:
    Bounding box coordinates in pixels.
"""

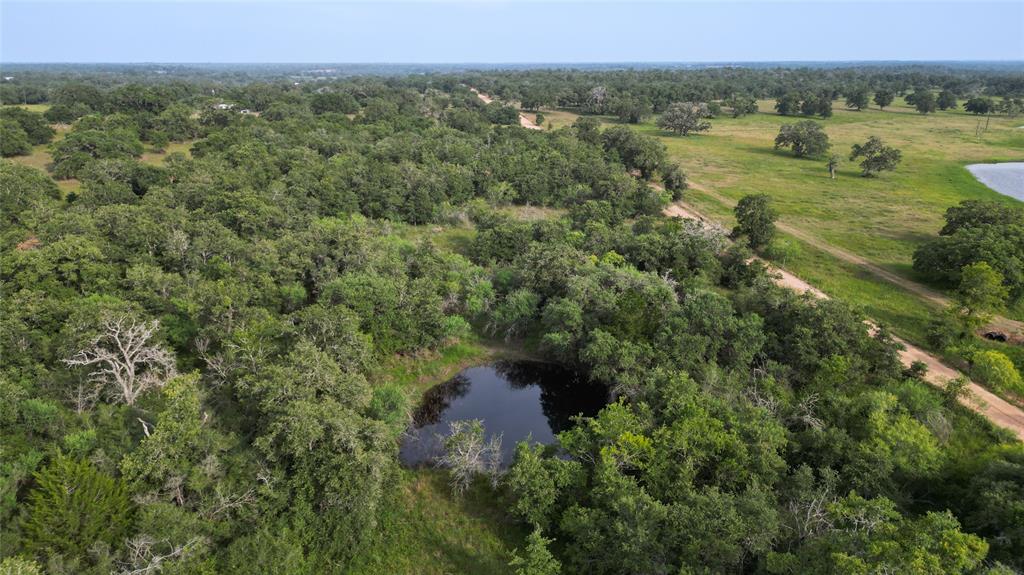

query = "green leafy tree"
[510,528,562,575]
[965,448,1024,567]
[849,136,901,177]
[0,119,31,157]
[20,456,133,564]
[873,89,894,110]
[610,95,652,124]
[972,351,1024,395]
[573,116,602,145]
[801,91,833,118]
[964,97,994,115]
[937,90,958,110]
[775,92,802,116]
[911,90,937,114]
[488,288,541,340]
[49,128,144,179]
[950,261,1009,332]
[0,557,43,575]
[656,101,712,136]
[43,102,92,124]
[845,87,869,110]
[725,94,758,117]
[0,107,55,145]
[939,200,1023,236]
[774,120,831,158]
[153,103,199,141]
[311,91,359,114]
[768,493,988,574]
[732,193,777,249]
[661,163,687,200]
[506,442,582,528]
[120,373,227,506]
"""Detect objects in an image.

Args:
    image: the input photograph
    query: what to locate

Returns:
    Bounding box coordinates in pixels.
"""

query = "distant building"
[214,103,234,110]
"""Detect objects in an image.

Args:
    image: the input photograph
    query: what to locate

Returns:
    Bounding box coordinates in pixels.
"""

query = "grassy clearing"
[349,468,525,575]
[637,100,1022,282]
[535,101,1022,328]
[140,140,195,165]
[1,103,50,113]
[647,102,1024,386]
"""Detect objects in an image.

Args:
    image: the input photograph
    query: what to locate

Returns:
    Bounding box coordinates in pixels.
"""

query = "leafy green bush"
[972,350,1024,395]
[20,456,133,563]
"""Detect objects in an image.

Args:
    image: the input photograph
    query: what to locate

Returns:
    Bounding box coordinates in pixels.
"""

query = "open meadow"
[533,99,1024,374]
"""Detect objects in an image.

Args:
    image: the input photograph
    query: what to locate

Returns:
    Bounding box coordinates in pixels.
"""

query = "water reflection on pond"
[399,360,607,468]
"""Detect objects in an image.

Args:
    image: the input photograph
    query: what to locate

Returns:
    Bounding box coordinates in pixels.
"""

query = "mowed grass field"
[635,99,1022,280]
[532,99,1024,375]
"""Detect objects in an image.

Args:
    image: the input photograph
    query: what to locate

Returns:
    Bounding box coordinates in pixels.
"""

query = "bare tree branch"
[64,315,177,406]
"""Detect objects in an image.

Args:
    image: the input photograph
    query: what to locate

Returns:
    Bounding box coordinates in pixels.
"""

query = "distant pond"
[399,361,608,468]
[966,163,1024,202]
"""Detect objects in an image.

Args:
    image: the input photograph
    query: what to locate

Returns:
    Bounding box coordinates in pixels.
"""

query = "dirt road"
[470,88,543,130]
[687,183,1024,336]
[663,198,1024,441]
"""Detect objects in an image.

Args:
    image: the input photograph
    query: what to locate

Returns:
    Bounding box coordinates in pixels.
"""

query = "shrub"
[20,456,133,562]
[972,350,1024,395]
[0,119,31,157]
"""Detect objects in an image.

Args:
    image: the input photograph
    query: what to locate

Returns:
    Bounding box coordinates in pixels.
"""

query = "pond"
[966,162,1024,202]
[399,360,608,468]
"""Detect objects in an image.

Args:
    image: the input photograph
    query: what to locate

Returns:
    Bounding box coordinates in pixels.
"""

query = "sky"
[1,1,1022,63]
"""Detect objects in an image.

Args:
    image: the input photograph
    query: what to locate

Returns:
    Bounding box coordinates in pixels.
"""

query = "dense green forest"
[2,65,1023,574]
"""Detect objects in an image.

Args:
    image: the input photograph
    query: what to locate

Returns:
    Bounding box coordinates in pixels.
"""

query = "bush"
[972,350,1024,395]
[732,193,777,249]
[20,456,133,563]
[0,557,43,575]
[0,119,31,157]
[0,107,54,145]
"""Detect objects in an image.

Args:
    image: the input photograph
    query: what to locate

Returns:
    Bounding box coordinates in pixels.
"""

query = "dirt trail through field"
[687,182,1024,336]
[470,88,543,130]
[663,194,1024,440]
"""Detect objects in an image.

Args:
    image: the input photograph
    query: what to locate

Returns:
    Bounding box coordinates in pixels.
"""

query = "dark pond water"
[399,360,608,468]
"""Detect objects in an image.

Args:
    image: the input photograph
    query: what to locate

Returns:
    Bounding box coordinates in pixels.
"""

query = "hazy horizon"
[3,1,1022,64]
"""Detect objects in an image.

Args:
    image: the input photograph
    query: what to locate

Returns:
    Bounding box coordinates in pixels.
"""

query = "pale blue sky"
[2,1,1022,63]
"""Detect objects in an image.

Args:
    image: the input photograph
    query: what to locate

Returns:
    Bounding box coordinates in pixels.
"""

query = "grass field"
[537,101,1022,308]
[349,468,526,575]
[2,103,51,114]
[634,100,1022,286]
[529,98,1024,393]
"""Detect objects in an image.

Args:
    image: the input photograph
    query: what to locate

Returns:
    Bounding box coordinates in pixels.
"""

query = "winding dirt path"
[663,197,1024,440]
[687,182,1024,336]
[470,88,543,130]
